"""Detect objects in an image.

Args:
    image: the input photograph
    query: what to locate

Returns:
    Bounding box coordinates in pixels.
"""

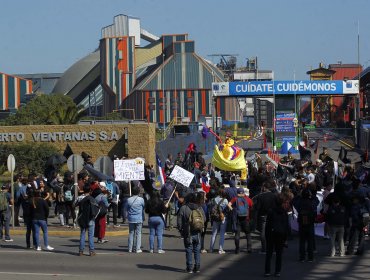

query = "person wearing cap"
[228,187,253,254]
[0,184,13,242]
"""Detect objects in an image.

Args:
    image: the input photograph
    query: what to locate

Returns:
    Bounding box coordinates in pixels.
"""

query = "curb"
[9,228,129,237]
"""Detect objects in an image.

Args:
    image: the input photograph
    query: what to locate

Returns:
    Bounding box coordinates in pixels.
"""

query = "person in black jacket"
[264,194,289,277]
[294,188,316,262]
[145,191,167,253]
[177,192,206,274]
[255,180,278,253]
[325,196,347,257]
[30,190,54,251]
[75,183,99,256]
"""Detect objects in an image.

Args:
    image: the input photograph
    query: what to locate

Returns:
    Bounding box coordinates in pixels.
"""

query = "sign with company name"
[212,80,359,96]
[0,130,121,143]
[114,158,145,181]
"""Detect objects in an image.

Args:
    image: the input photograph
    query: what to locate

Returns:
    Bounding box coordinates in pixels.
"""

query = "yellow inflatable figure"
[212,137,248,180]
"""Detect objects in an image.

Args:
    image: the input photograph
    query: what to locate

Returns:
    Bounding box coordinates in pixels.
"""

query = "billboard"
[212,80,359,97]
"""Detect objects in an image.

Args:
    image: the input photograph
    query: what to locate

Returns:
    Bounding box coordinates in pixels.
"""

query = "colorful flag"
[156,154,166,186]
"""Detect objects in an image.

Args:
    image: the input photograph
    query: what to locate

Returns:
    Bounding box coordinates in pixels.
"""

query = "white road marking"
[0,272,79,277]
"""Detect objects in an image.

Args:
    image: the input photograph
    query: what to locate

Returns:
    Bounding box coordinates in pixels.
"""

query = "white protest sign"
[169,165,195,187]
[114,158,145,181]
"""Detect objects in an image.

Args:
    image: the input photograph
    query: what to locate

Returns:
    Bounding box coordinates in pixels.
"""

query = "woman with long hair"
[145,191,167,253]
[31,190,54,251]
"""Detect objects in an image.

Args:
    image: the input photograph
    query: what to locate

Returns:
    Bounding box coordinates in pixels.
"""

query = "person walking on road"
[228,187,253,254]
[30,190,54,251]
[0,184,14,242]
[126,185,145,253]
[145,191,167,253]
[177,192,205,273]
[75,183,99,256]
[264,194,290,277]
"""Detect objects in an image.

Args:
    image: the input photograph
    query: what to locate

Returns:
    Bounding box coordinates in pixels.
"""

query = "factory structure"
[1,14,369,134]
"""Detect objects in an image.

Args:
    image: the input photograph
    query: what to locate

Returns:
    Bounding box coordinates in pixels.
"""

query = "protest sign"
[169,165,194,187]
[114,158,145,181]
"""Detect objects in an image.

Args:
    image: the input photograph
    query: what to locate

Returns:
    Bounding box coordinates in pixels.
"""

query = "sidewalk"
[9,215,129,237]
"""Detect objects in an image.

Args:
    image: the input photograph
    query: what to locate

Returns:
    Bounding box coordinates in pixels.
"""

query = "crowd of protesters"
[0,144,369,277]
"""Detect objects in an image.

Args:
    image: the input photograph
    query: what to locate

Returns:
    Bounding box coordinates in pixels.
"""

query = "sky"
[1,0,370,80]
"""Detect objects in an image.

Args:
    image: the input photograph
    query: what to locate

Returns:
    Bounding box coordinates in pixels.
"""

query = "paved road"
[1,225,369,280]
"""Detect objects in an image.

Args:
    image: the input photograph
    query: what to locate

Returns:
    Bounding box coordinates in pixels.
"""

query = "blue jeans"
[32,219,49,248]
[148,216,165,250]
[80,220,95,252]
[210,219,227,251]
[0,210,11,240]
[184,233,201,270]
[128,223,142,252]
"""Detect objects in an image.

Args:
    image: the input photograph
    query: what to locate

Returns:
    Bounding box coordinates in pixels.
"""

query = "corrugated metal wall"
[140,52,216,92]
[100,36,135,108]
[0,72,32,110]
[123,89,214,123]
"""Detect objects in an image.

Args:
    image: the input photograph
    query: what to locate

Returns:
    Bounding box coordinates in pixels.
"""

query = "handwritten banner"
[169,165,194,187]
[114,158,145,181]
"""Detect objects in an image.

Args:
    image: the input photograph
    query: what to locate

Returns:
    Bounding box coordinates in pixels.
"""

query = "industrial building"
[52,14,246,125]
[0,72,32,117]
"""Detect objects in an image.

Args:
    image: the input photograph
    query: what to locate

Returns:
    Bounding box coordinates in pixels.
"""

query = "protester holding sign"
[126,184,145,253]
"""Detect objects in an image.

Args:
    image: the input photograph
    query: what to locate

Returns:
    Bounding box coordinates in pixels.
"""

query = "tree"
[0,143,59,175]
[1,94,84,125]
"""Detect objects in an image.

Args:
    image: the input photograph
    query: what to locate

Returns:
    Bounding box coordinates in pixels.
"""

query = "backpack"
[105,181,114,200]
[0,191,8,211]
[210,198,225,222]
[77,196,100,228]
[188,207,204,232]
[235,197,248,217]
[64,185,73,202]
[95,194,108,218]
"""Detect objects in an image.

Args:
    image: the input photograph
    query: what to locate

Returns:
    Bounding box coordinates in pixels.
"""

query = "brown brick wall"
[0,123,156,166]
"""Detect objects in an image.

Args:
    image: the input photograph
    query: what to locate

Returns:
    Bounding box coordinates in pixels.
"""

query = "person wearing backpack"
[75,183,99,256]
[91,182,109,244]
[0,184,14,242]
[209,189,229,254]
[63,171,76,227]
[228,187,253,254]
[104,180,120,227]
[177,192,205,273]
